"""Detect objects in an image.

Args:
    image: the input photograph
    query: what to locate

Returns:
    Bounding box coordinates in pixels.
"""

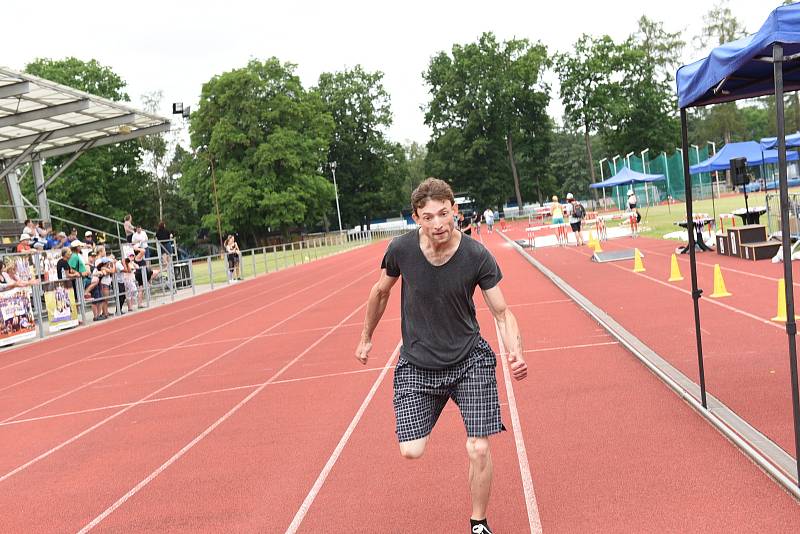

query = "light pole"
[599,158,608,210]
[329,161,343,233]
[707,140,719,220]
[612,155,621,208]
[625,151,635,168]
[692,144,703,198]
[641,148,650,206]
[707,140,720,198]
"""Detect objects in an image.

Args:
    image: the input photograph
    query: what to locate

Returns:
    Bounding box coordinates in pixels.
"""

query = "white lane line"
[0,269,375,483]
[0,255,368,392]
[524,341,619,353]
[0,366,391,428]
[494,321,543,534]
[286,340,401,534]
[77,303,377,533]
[85,320,400,361]
[0,256,309,372]
[1,258,375,423]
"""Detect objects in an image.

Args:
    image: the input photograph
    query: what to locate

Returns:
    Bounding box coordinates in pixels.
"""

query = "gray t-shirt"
[381,229,502,369]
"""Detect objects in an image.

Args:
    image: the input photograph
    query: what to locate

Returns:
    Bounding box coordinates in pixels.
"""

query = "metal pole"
[263,247,268,273]
[773,42,800,489]
[663,152,671,214]
[32,252,45,338]
[681,107,708,409]
[641,148,650,206]
[207,256,214,291]
[188,259,196,296]
[251,248,256,277]
[331,162,343,232]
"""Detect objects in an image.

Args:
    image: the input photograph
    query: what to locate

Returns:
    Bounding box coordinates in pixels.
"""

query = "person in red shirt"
[16,234,32,254]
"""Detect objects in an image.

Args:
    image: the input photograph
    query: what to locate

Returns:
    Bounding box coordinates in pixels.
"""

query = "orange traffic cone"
[632,248,645,273]
[771,278,799,321]
[709,264,732,298]
[668,253,684,282]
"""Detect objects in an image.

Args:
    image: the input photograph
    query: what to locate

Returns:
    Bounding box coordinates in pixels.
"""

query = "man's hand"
[355,337,372,365]
[507,350,528,381]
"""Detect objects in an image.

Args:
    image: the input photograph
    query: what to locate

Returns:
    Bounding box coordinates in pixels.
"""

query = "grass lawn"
[188,241,361,285]
[629,191,778,238]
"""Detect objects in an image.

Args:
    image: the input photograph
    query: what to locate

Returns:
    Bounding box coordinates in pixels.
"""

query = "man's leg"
[399,435,430,459]
[466,437,492,520]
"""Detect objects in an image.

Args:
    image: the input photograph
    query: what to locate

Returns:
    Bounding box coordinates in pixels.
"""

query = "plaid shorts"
[393,337,505,442]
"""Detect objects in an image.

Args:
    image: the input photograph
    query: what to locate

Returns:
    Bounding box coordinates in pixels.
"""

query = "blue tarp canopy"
[677,4,800,108]
[760,131,800,149]
[589,166,665,189]
[689,140,798,174]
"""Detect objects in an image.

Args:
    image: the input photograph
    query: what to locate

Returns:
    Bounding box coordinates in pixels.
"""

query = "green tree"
[316,66,404,228]
[402,141,428,203]
[183,58,335,245]
[424,32,551,209]
[556,35,622,199]
[23,57,153,237]
[693,1,748,143]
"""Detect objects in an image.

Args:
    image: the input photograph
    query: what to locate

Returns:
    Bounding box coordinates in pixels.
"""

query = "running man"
[355,178,527,534]
[483,208,495,234]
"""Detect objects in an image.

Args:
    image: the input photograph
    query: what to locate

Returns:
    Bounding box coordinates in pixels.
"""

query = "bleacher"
[0,221,24,251]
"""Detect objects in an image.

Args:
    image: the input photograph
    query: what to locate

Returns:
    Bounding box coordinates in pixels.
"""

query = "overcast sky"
[4,0,780,146]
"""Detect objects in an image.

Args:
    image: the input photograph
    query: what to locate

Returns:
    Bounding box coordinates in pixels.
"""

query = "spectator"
[155,221,173,265]
[68,228,78,243]
[131,225,149,255]
[56,248,79,282]
[121,254,138,312]
[133,247,159,306]
[36,221,50,240]
[96,247,114,319]
[224,235,241,281]
[84,231,96,251]
[458,212,472,236]
[67,240,90,302]
[16,234,32,254]
[22,219,36,238]
[123,214,135,243]
[48,231,68,250]
[1,257,31,290]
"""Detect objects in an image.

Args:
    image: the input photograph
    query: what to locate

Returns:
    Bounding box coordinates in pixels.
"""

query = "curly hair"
[410,177,455,215]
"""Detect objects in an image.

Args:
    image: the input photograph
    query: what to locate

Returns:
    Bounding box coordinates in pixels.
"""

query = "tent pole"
[773,41,800,488]
[681,107,708,409]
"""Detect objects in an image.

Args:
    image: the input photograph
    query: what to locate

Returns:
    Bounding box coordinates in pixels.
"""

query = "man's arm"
[355,269,399,365]
[482,285,527,381]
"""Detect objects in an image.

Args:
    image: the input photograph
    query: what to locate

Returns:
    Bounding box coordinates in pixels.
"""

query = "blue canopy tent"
[761,131,800,150]
[677,3,800,491]
[688,140,798,174]
[588,166,665,188]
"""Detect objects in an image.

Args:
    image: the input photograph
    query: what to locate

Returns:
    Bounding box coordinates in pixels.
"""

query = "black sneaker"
[471,522,493,534]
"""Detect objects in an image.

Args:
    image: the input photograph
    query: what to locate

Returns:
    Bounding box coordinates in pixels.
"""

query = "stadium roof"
[0,66,170,163]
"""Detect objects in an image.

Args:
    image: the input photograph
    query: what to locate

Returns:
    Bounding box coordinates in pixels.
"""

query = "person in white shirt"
[483,208,495,233]
[131,225,149,255]
[627,189,638,210]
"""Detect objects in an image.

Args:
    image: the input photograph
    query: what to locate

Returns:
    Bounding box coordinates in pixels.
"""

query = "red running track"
[1,232,798,532]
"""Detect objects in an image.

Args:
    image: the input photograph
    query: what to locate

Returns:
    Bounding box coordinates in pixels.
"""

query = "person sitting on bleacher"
[16,234,32,254]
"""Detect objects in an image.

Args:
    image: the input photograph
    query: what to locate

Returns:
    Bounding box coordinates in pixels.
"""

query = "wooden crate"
[715,233,730,256]
[742,241,781,261]
[728,225,767,258]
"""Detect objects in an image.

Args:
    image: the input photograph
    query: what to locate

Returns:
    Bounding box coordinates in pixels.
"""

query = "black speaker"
[730,157,749,186]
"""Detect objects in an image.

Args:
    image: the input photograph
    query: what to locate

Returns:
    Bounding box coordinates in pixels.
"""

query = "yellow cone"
[771,278,800,321]
[668,253,684,282]
[709,264,732,298]
[592,239,603,253]
[633,248,645,272]
[588,230,597,245]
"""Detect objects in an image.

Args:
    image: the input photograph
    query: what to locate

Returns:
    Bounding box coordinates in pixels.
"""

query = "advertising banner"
[45,283,79,331]
[0,287,36,346]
